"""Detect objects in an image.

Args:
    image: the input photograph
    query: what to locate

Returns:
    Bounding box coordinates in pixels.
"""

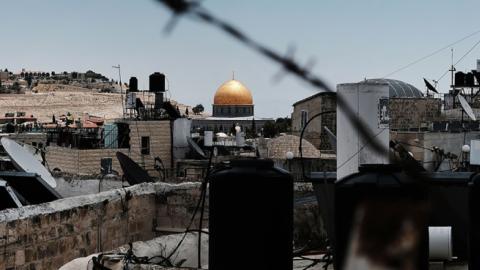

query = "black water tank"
[466,72,475,87]
[129,77,138,92]
[209,159,293,270]
[455,71,466,86]
[149,72,165,92]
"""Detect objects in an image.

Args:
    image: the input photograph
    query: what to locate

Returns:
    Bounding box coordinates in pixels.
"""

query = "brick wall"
[0,182,202,269]
[46,146,129,175]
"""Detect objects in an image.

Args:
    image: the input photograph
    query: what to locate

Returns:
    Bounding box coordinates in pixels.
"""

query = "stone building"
[192,78,273,134]
[291,79,442,150]
[291,92,336,151]
[360,79,442,131]
[46,120,172,176]
[389,97,442,131]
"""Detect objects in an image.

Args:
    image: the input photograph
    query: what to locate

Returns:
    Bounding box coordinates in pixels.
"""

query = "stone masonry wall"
[46,146,129,175]
[126,120,172,176]
[45,120,172,177]
[0,133,47,146]
[0,182,202,269]
[389,98,442,130]
[291,93,336,151]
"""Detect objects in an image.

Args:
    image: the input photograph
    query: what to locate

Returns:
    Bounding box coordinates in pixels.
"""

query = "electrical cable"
[335,128,388,171]
[158,148,213,267]
[298,110,335,258]
[298,110,336,181]
[437,39,480,83]
[383,28,480,78]
[197,148,213,269]
[395,140,458,172]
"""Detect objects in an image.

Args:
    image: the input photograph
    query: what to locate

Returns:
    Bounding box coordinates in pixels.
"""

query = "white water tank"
[337,82,390,180]
[204,131,213,147]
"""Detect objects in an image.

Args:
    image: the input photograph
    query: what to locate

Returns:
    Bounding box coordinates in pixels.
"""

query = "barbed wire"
[154,0,387,155]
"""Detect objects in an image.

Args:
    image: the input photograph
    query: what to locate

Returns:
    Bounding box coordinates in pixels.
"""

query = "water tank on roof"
[466,72,475,87]
[455,72,466,86]
[129,77,138,92]
[209,159,293,270]
[149,72,165,93]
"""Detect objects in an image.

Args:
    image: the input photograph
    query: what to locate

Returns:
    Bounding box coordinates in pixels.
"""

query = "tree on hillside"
[248,117,257,138]
[275,117,291,133]
[10,82,20,93]
[26,76,32,88]
[192,104,204,115]
[262,121,276,138]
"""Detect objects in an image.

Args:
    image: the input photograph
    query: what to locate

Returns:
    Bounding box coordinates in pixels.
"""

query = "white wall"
[337,82,390,180]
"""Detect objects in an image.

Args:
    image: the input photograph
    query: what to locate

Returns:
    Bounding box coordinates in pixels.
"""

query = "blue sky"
[2,0,480,117]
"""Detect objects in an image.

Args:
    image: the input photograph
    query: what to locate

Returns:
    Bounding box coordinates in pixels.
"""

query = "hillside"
[0,84,205,122]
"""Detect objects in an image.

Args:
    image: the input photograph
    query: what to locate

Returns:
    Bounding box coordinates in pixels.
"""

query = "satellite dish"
[0,180,23,209]
[187,137,207,159]
[1,138,57,188]
[22,144,43,162]
[423,78,438,94]
[0,171,61,204]
[116,152,153,185]
[458,94,477,121]
[472,70,480,85]
[323,126,337,153]
[453,89,461,97]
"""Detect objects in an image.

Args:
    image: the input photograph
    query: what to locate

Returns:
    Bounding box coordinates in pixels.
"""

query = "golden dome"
[213,80,253,105]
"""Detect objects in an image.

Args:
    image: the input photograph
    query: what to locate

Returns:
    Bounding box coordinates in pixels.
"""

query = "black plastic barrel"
[149,72,165,92]
[129,77,138,92]
[334,165,429,270]
[209,159,293,270]
[455,72,466,86]
[466,72,475,87]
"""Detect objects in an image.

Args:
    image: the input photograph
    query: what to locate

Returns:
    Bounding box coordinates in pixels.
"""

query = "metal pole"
[112,65,125,118]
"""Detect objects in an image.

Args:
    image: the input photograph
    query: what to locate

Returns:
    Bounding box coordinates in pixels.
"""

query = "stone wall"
[291,93,336,151]
[46,146,129,175]
[45,120,173,177]
[0,182,202,269]
[125,120,172,176]
[0,133,47,146]
[389,98,442,130]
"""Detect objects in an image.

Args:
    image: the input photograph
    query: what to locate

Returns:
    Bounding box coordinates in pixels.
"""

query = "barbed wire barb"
[155,0,388,155]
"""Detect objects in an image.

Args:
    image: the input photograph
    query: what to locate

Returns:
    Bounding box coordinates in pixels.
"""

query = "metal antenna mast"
[112,65,125,118]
